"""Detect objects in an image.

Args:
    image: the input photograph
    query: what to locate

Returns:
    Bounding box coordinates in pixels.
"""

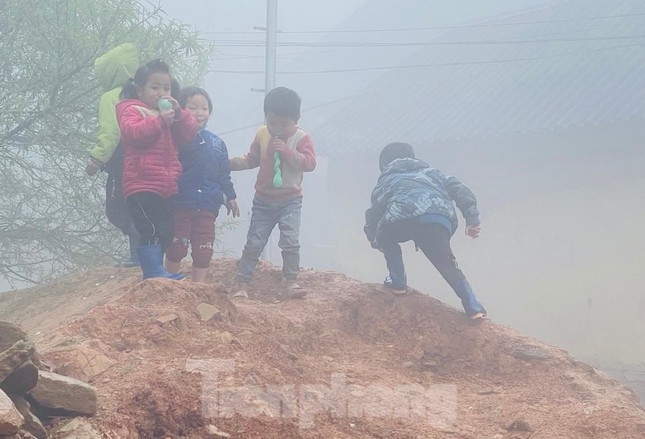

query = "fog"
[5,0,645,397]
[152,0,645,396]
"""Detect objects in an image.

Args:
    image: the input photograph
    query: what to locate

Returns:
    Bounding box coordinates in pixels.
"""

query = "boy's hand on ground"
[227,199,240,218]
[465,224,481,239]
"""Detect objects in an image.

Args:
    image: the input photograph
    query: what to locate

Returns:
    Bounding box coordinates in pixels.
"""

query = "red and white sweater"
[230,126,316,203]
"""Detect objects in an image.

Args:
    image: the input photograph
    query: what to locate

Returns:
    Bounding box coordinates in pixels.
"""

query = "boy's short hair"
[264,87,301,120]
[379,142,415,171]
[178,86,213,114]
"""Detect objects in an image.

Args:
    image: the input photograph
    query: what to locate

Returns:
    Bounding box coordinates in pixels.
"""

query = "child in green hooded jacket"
[85,43,141,267]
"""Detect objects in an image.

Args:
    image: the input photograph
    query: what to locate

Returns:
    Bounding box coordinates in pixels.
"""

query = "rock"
[196,303,221,322]
[0,389,23,435]
[0,341,36,383]
[156,314,178,324]
[0,323,29,353]
[51,417,102,438]
[507,419,531,432]
[1,361,39,395]
[46,347,116,382]
[218,332,233,344]
[9,396,47,439]
[510,345,551,361]
[29,371,96,416]
[206,424,231,438]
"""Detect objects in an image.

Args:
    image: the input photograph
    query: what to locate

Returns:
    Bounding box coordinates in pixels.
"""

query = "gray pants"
[237,196,302,282]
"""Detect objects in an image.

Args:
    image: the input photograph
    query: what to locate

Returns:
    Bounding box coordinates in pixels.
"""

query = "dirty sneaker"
[469,312,487,321]
[231,282,249,299]
[279,280,306,300]
[383,275,408,294]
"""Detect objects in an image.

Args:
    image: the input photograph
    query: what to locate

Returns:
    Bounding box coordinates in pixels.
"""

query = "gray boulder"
[0,389,23,435]
[29,371,96,416]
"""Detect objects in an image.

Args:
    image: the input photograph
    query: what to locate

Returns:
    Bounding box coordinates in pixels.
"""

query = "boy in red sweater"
[230,87,316,299]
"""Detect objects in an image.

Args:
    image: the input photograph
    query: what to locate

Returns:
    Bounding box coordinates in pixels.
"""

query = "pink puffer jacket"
[116,99,197,198]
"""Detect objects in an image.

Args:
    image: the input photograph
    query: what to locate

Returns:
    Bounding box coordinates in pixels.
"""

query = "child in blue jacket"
[364,142,487,319]
[165,87,240,281]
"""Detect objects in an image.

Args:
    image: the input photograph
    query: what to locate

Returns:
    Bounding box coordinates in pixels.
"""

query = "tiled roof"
[311,0,645,153]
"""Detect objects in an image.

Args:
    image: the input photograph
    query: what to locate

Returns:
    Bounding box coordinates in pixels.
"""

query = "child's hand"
[465,224,481,239]
[85,157,102,176]
[161,95,181,111]
[159,109,175,125]
[226,199,240,218]
[272,138,287,151]
[273,139,295,161]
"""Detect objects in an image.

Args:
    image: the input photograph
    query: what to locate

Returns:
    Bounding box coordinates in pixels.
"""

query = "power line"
[199,12,645,35]
[205,34,645,48]
[207,42,645,75]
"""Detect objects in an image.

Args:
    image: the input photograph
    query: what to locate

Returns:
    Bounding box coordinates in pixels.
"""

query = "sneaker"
[383,275,407,291]
[280,280,307,299]
[469,312,487,320]
[231,282,249,299]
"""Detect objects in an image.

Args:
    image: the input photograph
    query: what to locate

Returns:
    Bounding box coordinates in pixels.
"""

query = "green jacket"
[89,43,139,164]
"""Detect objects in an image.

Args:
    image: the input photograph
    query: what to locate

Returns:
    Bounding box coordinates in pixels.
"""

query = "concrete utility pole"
[264,0,278,94]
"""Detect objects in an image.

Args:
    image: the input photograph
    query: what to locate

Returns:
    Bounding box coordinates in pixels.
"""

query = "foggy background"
[3,0,644,396]
[160,0,645,396]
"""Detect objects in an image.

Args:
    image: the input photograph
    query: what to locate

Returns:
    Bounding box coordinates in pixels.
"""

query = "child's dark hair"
[120,59,172,100]
[171,78,181,99]
[178,86,213,114]
[264,87,301,120]
[379,142,415,171]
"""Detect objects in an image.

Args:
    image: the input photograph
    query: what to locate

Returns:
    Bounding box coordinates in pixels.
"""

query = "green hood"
[93,43,139,92]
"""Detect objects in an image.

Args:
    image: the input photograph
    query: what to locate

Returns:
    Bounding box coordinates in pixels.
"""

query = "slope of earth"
[1,259,645,438]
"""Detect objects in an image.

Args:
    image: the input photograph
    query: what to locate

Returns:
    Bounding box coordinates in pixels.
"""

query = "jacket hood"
[382,157,431,174]
[116,98,148,119]
[94,43,139,92]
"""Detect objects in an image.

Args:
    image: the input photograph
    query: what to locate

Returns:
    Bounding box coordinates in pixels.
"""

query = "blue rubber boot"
[453,279,486,318]
[383,252,407,290]
[137,244,185,280]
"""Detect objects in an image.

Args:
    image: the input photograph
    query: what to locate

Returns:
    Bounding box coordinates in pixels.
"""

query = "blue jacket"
[364,158,479,249]
[174,128,236,213]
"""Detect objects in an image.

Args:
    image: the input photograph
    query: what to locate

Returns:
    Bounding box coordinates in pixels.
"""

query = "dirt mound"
[2,259,645,438]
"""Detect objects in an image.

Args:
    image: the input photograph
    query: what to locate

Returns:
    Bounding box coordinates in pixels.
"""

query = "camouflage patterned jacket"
[364,158,480,250]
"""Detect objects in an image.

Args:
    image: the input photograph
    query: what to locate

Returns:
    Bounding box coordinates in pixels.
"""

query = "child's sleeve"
[215,138,237,201]
[445,175,480,225]
[172,108,198,146]
[118,106,164,149]
[364,187,385,248]
[89,93,120,164]
[280,134,316,172]
[229,130,262,171]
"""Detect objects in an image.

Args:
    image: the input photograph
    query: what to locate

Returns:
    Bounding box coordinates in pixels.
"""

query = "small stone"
[156,313,178,324]
[219,332,233,344]
[196,303,221,322]
[507,419,531,432]
[207,424,231,438]
[422,359,438,369]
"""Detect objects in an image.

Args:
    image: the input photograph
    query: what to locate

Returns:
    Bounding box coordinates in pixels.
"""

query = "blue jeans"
[237,196,302,282]
[380,220,486,317]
